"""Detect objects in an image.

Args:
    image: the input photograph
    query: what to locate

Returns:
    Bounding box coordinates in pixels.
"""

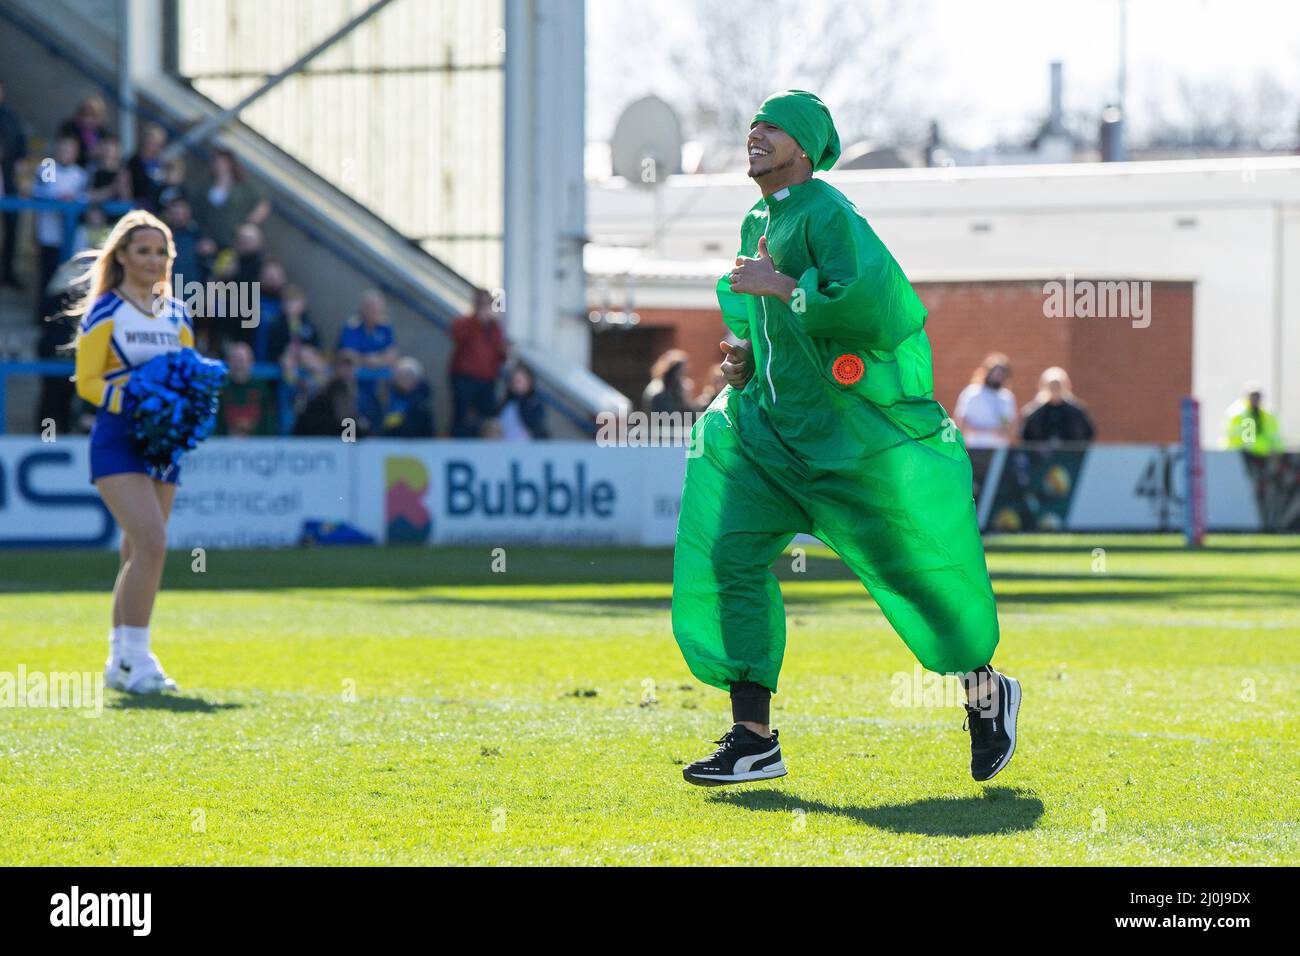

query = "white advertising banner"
[355,440,688,547]
[1203,451,1263,531]
[167,439,361,549]
[0,437,1285,548]
[0,437,115,548]
[1067,445,1178,531]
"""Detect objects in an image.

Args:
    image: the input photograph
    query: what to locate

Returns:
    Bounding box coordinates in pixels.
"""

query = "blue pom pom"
[123,348,229,469]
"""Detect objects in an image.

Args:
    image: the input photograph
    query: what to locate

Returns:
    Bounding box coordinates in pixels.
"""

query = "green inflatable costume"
[672,91,1000,693]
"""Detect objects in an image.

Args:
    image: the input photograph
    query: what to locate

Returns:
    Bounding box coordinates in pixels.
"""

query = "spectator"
[479,417,504,439]
[695,362,727,410]
[0,78,30,288]
[249,258,286,361]
[380,357,435,438]
[216,341,277,437]
[496,363,548,441]
[642,349,696,415]
[204,222,265,354]
[87,134,129,201]
[58,95,110,167]
[157,154,190,210]
[74,205,113,256]
[1020,367,1096,444]
[269,283,324,374]
[193,148,269,250]
[954,352,1017,448]
[36,315,77,435]
[1223,382,1282,456]
[162,196,209,291]
[213,221,265,283]
[274,284,328,426]
[293,353,368,437]
[337,288,398,427]
[448,288,508,438]
[31,134,88,311]
[126,122,168,212]
[85,134,131,228]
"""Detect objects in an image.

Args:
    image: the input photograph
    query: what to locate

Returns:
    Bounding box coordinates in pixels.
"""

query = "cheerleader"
[72,209,194,693]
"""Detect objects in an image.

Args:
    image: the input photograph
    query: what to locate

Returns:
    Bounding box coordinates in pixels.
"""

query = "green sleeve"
[793,205,927,352]
[716,275,755,340]
[715,216,759,340]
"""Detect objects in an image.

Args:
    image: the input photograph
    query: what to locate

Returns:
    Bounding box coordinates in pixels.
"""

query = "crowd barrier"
[0,360,389,437]
[0,437,1294,549]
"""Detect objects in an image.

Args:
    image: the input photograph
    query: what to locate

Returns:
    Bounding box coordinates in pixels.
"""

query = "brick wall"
[606,279,1194,443]
[920,280,1194,443]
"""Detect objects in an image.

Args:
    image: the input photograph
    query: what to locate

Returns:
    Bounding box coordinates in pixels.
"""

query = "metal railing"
[0,360,391,437]
[0,198,137,263]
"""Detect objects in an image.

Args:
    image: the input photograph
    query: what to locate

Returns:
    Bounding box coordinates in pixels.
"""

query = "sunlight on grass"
[0,535,1296,865]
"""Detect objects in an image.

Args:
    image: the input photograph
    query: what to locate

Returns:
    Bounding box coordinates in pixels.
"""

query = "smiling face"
[747,121,804,180]
[115,227,170,292]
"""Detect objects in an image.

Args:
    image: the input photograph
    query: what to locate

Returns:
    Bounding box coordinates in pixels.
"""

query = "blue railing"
[0,4,598,437]
[0,198,137,263]
[0,359,390,436]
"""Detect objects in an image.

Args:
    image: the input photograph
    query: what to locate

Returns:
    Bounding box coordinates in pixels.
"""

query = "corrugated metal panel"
[175,0,503,288]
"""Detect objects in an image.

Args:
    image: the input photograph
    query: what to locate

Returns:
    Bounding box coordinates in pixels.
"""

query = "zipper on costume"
[760,218,777,405]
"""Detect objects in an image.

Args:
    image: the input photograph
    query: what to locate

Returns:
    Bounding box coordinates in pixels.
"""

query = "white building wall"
[588,158,1300,445]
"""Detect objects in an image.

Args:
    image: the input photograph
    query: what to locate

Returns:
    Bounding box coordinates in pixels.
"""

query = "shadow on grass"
[2,539,1295,594]
[984,538,1300,554]
[107,693,244,714]
[708,786,1043,837]
[352,574,1300,614]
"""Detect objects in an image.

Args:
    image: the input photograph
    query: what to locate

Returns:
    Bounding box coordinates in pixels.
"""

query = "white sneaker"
[105,654,178,694]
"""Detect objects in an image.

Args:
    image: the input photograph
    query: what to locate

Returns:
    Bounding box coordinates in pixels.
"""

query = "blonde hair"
[68,209,175,320]
[1035,366,1074,404]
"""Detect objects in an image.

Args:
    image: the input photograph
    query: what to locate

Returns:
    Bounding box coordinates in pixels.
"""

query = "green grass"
[1,535,1297,865]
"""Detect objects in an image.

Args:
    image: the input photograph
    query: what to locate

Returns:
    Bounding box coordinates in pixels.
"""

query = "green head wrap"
[750,90,841,172]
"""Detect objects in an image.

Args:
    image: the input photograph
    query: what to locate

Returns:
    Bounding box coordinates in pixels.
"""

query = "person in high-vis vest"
[1223,384,1283,456]
[672,91,1022,786]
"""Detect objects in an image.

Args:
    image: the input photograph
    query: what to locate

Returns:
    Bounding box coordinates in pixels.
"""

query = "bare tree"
[602,0,921,171]
[1142,71,1298,149]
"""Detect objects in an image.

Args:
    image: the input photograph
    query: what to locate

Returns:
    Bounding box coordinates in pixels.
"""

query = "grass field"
[1,535,1296,866]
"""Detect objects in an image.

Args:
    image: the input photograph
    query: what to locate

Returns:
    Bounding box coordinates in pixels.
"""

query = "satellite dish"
[610,95,683,188]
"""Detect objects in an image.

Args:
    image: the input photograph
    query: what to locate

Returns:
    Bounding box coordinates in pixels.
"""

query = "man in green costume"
[674,90,1022,785]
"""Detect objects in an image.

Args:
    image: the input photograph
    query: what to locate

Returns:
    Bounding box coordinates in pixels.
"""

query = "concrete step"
[1,249,64,434]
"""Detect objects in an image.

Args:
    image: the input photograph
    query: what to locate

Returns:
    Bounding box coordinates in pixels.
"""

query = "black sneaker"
[963,672,1021,781]
[682,724,786,786]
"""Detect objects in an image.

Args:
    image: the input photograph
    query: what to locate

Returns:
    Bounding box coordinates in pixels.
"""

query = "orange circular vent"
[832,353,864,385]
